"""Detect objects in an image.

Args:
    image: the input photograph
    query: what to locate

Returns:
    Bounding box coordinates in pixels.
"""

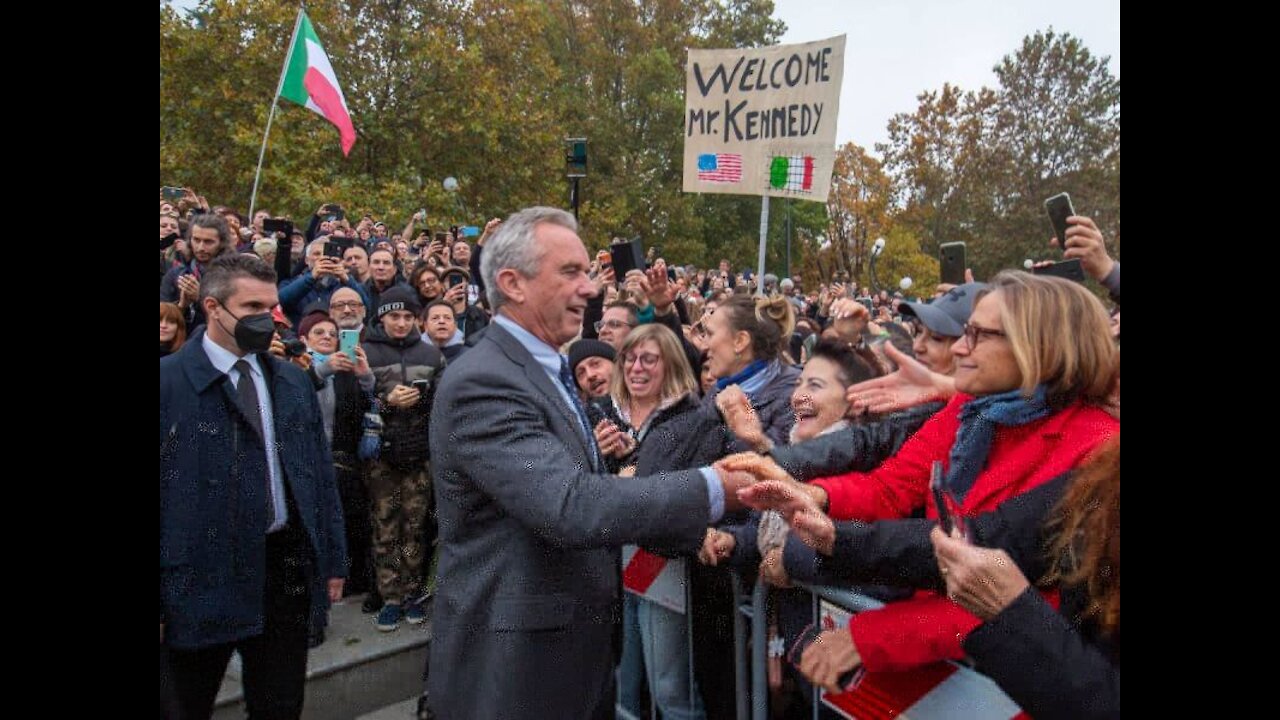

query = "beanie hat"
[376,286,422,322]
[568,339,616,373]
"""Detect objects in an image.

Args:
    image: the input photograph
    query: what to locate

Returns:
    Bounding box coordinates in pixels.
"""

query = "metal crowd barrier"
[731,573,1023,720]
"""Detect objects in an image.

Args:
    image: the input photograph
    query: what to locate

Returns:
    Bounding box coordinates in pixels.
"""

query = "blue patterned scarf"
[715,359,769,391]
[946,385,1054,501]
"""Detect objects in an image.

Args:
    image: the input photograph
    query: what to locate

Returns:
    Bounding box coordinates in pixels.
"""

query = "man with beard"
[328,287,367,332]
[160,212,235,331]
[567,338,616,400]
[307,290,378,603]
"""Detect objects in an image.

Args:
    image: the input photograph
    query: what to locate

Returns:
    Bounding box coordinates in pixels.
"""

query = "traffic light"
[566,138,587,178]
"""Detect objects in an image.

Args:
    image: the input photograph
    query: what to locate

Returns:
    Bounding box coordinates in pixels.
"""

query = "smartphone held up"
[1043,193,1075,251]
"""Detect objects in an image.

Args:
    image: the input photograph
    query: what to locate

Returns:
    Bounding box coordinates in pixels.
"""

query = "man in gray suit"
[428,207,749,719]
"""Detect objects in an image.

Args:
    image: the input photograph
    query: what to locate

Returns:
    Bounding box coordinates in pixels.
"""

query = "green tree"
[985,29,1121,270]
[542,0,785,258]
[162,0,788,259]
[825,142,895,285]
[873,225,939,298]
[879,84,998,269]
[878,30,1119,280]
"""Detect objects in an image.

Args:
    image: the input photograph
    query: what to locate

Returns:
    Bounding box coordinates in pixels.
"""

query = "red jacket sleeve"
[811,397,963,521]
[849,589,1061,672]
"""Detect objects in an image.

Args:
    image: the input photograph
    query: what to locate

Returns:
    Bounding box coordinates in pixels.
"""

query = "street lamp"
[443,176,469,223]
[869,237,886,293]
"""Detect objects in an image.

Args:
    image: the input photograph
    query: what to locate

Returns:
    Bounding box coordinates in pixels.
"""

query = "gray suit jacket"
[428,321,711,719]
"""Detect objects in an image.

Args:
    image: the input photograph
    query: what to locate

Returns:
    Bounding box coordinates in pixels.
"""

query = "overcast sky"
[770,0,1119,154]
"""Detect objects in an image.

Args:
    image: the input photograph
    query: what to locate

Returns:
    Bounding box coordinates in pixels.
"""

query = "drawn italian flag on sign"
[280,11,356,156]
[769,154,815,192]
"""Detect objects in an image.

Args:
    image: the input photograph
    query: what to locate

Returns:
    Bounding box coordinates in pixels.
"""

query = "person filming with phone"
[410,264,445,307]
[278,237,371,327]
[439,267,488,343]
[1051,214,1120,305]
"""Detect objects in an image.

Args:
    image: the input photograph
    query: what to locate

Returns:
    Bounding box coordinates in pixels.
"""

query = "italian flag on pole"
[280,10,356,156]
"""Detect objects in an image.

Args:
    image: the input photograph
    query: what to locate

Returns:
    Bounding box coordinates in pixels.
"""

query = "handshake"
[710,452,837,555]
[712,452,794,512]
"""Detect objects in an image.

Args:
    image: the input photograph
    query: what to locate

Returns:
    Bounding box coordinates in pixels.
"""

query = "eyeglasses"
[308,328,339,338]
[962,323,1007,351]
[622,352,660,369]
[331,301,365,311]
[594,319,635,332]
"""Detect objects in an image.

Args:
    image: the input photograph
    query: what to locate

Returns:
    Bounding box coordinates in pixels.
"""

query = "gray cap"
[898,282,988,338]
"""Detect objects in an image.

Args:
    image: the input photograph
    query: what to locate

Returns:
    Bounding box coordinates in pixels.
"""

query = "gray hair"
[306,237,329,258]
[254,237,278,256]
[481,206,578,312]
[329,287,367,328]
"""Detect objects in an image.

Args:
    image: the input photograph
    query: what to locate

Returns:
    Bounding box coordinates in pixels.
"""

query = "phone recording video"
[1044,193,1075,251]
[262,218,293,236]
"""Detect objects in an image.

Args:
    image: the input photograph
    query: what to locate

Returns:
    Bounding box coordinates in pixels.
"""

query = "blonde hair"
[609,324,698,407]
[980,271,1117,404]
[683,294,704,321]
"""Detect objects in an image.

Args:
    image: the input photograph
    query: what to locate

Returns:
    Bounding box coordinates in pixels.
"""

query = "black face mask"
[216,302,276,355]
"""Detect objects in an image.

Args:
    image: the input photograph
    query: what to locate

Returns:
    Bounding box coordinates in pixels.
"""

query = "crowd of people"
[160,191,1120,720]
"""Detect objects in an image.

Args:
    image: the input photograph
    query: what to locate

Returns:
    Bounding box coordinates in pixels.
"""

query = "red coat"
[811,393,1118,672]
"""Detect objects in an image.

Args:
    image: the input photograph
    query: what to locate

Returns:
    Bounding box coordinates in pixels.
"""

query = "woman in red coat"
[757,270,1119,680]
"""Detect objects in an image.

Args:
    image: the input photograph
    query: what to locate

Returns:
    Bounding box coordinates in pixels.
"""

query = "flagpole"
[249,7,305,219]
[755,195,769,297]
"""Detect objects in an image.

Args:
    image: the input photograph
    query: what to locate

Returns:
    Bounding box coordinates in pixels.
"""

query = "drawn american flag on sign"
[697,153,742,183]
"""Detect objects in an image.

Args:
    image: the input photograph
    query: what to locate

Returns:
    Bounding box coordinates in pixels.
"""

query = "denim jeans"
[618,593,646,719]
[636,595,706,720]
